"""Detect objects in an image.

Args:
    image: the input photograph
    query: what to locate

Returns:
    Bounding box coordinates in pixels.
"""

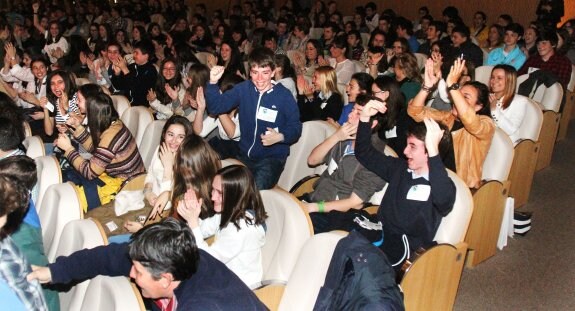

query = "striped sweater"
[64,120,145,180]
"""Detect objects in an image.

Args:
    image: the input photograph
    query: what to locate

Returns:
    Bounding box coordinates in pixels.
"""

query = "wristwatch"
[447,83,460,91]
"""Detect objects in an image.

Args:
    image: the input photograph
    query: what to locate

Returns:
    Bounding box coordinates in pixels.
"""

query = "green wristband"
[318,201,325,213]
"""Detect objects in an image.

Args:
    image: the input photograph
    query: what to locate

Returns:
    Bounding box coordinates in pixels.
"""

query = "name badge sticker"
[257,106,278,123]
[406,184,431,201]
[385,126,397,139]
[327,158,338,175]
[45,102,55,113]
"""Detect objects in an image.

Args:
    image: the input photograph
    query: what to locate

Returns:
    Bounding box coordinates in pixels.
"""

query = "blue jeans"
[238,154,286,190]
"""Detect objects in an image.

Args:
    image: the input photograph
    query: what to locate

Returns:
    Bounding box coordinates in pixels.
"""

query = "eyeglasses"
[374,90,387,94]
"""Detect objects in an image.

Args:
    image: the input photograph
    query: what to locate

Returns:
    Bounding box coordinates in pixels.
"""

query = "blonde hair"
[314,65,340,95]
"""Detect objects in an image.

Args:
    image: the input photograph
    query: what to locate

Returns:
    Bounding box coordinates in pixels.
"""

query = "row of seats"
[25,67,575,309]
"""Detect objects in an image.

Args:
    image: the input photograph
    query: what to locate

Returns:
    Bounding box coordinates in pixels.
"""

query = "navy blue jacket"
[205,80,302,160]
[49,243,266,311]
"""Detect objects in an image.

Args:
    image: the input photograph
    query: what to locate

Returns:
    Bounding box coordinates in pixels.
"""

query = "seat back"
[55,218,108,311]
[260,189,313,284]
[474,65,494,85]
[23,121,32,137]
[360,33,370,49]
[75,77,91,86]
[309,27,323,40]
[111,95,131,118]
[482,128,514,182]
[220,158,245,168]
[278,232,347,311]
[352,60,366,73]
[277,121,336,191]
[195,52,212,65]
[414,53,428,71]
[34,156,62,212]
[337,83,348,105]
[515,98,544,142]
[568,65,575,92]
[433,170,474,245]
[120,106,154,148]
[39,182,83,261]
[80,276,145,311]
[139,120,166,170]
[23,135,45,159]
[517,74,564,112]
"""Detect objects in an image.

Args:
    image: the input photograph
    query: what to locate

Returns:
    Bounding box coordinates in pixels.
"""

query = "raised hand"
[334,122,358,141]
[165,84,179,100]
[423,58,440,88]
[159,142,175,170]
[146,89,157,102]
[195,86,206,111]
[206,54,217,68]
[209,65,225,83]
[359,99,387,122]
[177,188,203,228]
[446,58,466,87]
[423,118,444,157]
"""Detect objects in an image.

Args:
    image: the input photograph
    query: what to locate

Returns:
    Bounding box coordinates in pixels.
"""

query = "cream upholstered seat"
[111,95,131,118]
[309,27,323,40]
[508,98,543,208]
[54,218,108,311]
[23,121,32,137]
[258,189,313,285]
[194,52,213,66]
[39,182,83,262]
[414,53,428,71]
[255,231,347,311]
[277,121,336,192]
[516,74,563,171]
[80,276,145,311]
[138,120,166,170]
[352,60,366,73]
[474,65,494,85]
[360,33,370,49]
[34,156,62,212]
[557,66,575,141]
[465,128,514,267]
[23,135,45,159]
[120,106,154,148]
[75,77,91,86]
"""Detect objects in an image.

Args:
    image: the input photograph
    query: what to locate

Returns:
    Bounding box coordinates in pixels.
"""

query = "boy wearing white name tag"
[205,47,302,190]
[356,101,456,269]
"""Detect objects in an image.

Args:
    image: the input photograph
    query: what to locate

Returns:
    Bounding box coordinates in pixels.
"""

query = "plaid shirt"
[519,53,573,87]
[0,236,47,310]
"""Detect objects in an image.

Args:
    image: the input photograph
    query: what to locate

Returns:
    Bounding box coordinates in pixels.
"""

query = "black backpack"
[314,231,405,311]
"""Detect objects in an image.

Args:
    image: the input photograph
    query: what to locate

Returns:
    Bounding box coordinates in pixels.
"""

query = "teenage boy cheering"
[205,47,302,190]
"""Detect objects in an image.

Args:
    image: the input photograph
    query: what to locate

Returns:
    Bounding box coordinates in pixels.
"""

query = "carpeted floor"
[454,124,575,310]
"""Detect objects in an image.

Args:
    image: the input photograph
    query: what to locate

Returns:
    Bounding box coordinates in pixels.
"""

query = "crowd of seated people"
[0,0,573,309]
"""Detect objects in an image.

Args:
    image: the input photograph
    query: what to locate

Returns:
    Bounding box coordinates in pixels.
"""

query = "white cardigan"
[144,148,173,209]
[491,94,529,145]
[192,212,265,288]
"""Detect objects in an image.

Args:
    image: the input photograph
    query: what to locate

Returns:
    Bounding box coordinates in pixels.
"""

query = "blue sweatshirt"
[205,80,302,160]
